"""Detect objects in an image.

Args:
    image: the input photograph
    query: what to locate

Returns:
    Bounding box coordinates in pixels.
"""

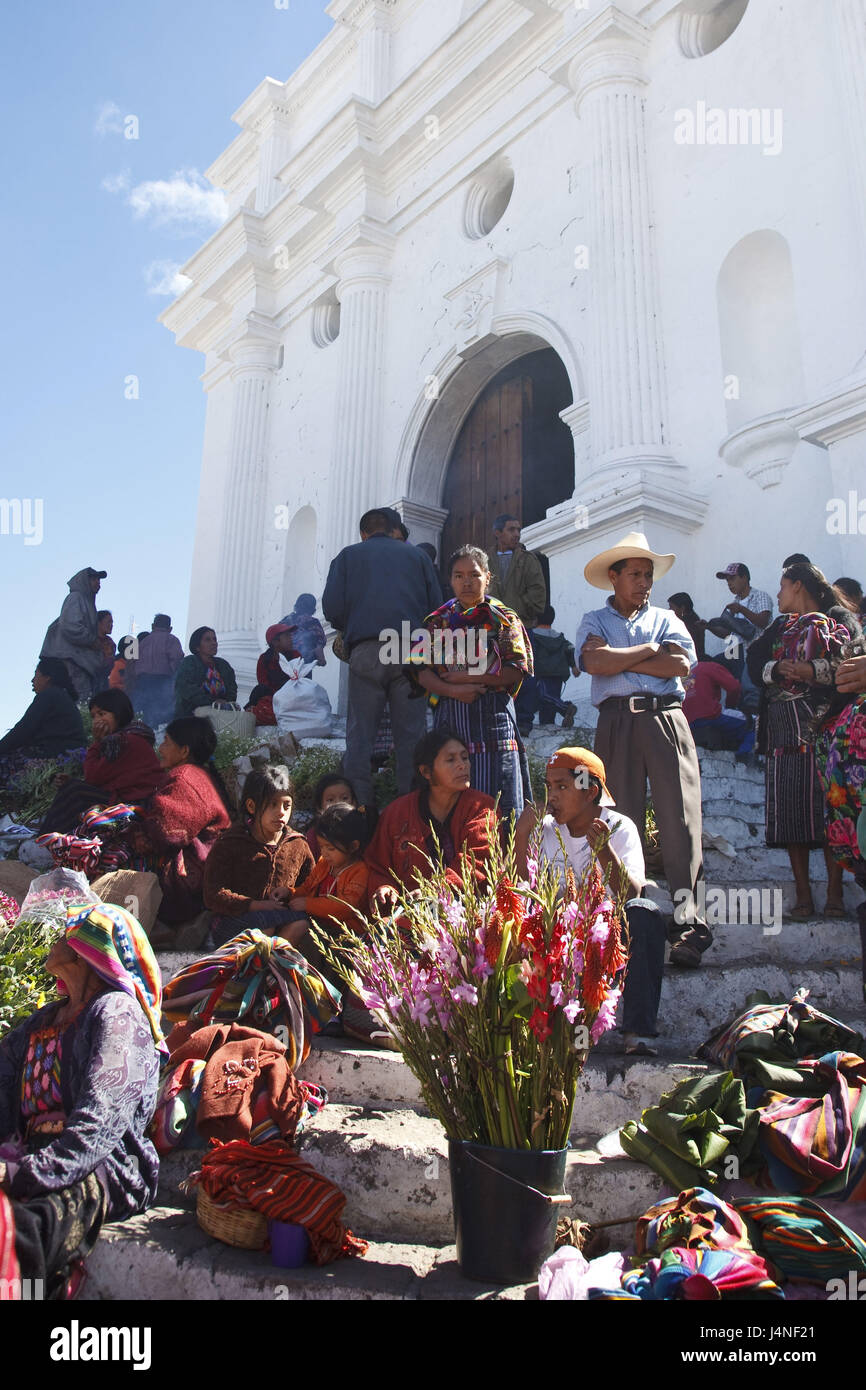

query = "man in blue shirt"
[576,532,709,967]
[323,508,442,806]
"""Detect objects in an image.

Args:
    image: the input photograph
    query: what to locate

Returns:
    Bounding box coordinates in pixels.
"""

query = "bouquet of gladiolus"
[311,824,629,1151]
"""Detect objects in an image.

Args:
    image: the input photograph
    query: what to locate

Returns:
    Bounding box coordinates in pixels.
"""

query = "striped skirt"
[764,697,827,848]
[433,690,530,819]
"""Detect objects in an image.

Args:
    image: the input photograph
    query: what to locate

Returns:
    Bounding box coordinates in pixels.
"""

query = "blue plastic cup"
[268,1220,309,1268]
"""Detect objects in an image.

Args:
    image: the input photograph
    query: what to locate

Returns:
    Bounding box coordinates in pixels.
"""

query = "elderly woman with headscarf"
[174,627,238,717]
[0,903,164,1300]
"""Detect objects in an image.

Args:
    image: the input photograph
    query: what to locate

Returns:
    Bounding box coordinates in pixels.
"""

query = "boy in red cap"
[256,623,300,696]
[516,745,666,1056]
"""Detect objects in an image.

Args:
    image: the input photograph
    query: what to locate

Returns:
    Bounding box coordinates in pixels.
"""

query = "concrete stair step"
[156,1106,663,1247]
[298,1036,708,1134]
[657,963,865,1048]
[82,1207,534,1301]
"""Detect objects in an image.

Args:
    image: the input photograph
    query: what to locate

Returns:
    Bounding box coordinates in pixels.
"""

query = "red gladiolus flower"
[485,912,503,968]
[582,942,607,1012]
[529,1007,552,1042]
[496,879,525,930]
[601,915,628,976]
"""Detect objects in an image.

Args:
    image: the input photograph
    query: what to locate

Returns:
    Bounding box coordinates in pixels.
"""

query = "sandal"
[668,940,704,969]
[623,1036,658,1057]
[822,900,848,919]
[787,903,815,922]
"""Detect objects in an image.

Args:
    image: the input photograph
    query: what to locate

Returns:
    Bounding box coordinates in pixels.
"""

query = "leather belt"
[601,694,683,714]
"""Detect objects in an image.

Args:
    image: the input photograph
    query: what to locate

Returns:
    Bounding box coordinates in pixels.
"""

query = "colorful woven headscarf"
[64,902,166,1054]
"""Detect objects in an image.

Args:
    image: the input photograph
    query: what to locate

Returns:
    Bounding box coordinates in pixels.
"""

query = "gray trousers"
[343,640,427,806]
[594,701,704,912]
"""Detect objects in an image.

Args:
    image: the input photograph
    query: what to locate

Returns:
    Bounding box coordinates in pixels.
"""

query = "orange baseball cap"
[546,746,616,807]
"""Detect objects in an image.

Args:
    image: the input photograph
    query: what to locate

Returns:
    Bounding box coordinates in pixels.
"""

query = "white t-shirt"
[539,808,645,898]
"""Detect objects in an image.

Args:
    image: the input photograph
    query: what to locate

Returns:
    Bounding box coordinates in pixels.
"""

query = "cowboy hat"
[583,531,676,591]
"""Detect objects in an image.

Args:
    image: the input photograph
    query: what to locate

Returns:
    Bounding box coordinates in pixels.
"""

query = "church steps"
[155,1105,663,1247]
[82,1208,534,1301]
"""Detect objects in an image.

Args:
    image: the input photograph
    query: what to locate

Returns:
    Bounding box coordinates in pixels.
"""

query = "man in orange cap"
[576,532,708,968]
[516,746,667,1055]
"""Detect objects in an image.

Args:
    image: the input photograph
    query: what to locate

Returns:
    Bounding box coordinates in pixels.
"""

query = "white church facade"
[163,0,866,714]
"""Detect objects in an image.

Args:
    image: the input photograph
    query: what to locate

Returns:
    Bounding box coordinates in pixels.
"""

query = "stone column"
[832,0,866,252]
[215,321,282,676]
[569,10,677,475]
[329,234,394,552]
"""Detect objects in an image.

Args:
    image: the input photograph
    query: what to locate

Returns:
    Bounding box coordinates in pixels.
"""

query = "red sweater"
[143,763,231,850]
[683,661,742,723]
[82,727,164,804]
[365,789,497,902]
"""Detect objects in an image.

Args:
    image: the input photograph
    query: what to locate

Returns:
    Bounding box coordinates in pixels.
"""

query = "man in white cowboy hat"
[575,531,709,968]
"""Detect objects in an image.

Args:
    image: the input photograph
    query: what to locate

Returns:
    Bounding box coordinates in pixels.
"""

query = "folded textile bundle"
[186,1138,368,1264]
[586,1186,866,1300]
[698,987,864,1083]
[619,1069,759,1191]
[151,1021,327,1154]
[756,1050,866,1200]
[161,929,340,1069]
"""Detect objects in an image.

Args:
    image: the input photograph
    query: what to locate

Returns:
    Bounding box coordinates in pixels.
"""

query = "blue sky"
[0,0,331,732]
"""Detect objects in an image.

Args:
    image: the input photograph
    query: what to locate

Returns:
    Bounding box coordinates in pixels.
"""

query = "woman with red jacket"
[366,729,497,913]
[141,716,233,925]
[39,690,164,833]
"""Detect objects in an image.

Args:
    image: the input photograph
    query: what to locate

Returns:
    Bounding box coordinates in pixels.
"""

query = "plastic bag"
[13,867,101,928]
[273,657,333,738]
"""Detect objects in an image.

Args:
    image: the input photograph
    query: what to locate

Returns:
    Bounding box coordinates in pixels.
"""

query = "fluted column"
[832,0,866,251]
[329,236,393,551]
[569,11,677,474]
[216,323,282,660]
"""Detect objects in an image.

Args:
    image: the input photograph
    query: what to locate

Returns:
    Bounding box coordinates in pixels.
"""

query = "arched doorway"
[439,348,574,565]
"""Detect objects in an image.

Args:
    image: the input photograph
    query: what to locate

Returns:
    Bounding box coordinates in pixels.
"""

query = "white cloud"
[94,101,124,137]
[101,169,131,194]
[125,169,228,231]
[144,260,194,297]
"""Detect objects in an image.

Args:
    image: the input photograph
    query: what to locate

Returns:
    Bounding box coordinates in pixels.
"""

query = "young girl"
[291,803,381,1044]
[306,773,358,859]
[203,765,313,949]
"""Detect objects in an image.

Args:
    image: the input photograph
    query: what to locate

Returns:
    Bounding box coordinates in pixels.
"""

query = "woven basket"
[196,1188,268,1250]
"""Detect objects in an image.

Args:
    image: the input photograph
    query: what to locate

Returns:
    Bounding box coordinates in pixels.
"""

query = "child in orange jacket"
[291,803,385,1044]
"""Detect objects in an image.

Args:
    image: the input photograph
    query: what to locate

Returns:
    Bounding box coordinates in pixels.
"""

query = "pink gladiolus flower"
[590,987,621,1042]
[590,917,611,946]
[563,999,583,1025]
[451,982,478,1006]
[409,998,432,1026]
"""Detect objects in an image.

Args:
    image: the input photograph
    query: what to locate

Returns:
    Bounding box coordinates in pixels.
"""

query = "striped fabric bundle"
[619,1246,782,1301]
[161,930,339,1070]
[36,803,147,878]
[65,902,166,1054]
[189,1138,368,1263]
[698,987,863,1080]
[637,1187,756,1261]
[734,1194,866,1283]
[756,1050,866,1200]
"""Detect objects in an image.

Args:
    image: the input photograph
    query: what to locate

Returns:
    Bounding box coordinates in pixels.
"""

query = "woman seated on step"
[0,903,164,1300]
[39,689,164,834]
[365,729,497,915]
[137,716,233,926]
[174,626,238,718]
[0,658,86,783]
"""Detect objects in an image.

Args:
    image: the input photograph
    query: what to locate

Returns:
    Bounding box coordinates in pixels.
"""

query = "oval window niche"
[463,159,515,240]
[679,0,749,58]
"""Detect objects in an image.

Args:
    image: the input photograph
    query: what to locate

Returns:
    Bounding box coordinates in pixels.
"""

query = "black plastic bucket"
[448,1138,569,1285]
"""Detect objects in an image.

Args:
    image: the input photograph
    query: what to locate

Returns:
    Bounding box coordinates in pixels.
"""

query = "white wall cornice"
[789,374,866,448]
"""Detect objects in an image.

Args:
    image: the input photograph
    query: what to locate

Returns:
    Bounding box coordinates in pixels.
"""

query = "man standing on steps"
[323,508,442,808]
[486,514,547,630]
[576,532,709,969]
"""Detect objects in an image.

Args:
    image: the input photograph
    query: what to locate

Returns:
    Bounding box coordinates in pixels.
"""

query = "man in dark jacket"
[40,567,107,700]
[322,508,442,804]
[485,515,547,629]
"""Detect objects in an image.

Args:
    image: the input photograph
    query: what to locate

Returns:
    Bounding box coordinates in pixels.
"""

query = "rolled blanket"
[186,1137,368,1264]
